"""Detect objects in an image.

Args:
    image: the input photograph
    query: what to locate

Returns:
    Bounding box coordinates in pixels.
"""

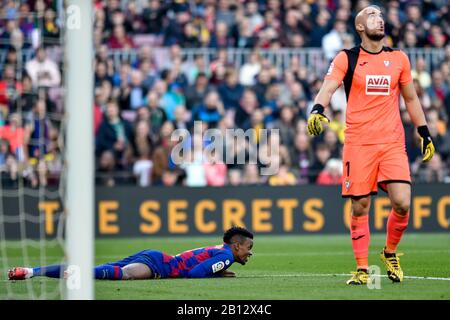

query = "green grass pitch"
[1,233,449,300]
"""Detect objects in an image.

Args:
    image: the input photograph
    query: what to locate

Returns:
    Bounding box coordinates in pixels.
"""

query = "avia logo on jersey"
[365,75,391,96]
[212,261,225,273]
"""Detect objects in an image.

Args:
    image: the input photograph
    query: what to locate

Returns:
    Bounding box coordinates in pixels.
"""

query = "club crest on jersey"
[384,60,390,67]
[212,261,225,273]
[345,178,351,190]
[366,75,391,96]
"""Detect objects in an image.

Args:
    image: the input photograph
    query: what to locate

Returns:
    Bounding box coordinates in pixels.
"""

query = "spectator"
[25,99,52,161]
[227,168,242,186]
[236,17,258,48]
[308,10,331,47]
[209,21,234,49]
[160,82,186,121]
[235,89,258,129]
[218,68,244,111]
[143,91,167,136]
[133,141,153,188]
[416,153,446,183]
[185,72,212,110]
[411,58,432,89]
[290,132,314,184]
[316,158,343,185]
[142,0,169,35]
[323,129,341,159]
[96,150,118,187]
[239,51,261,86]
[243,108,265,144]
[322,19,348,61]
[204,151,227,186]
[95,100,135,163]
[427,70,449,104]
[172,105,189,130]
[252,68,272,106]
[151,146,169,186]
[161,168,179,187]
[41,7,60,43]
[25,47,61,89]
[268,162,297,186]
[45,141,63,187]
[0,64,23,110]
[0,113,26,160]
[12,74,35,116]
[107,25,135,49]
[192,91,224,128]
[163,11,190,46]
[95,61,113,88]
[119,69,147,110]
[272,106,296,147]
[413,79,432,110]
[309,143,331,183]
[0,142,18,188]
[180,143,206,187]
[0,19,20,50]
[180,22,201,48]
[242,163,263,185]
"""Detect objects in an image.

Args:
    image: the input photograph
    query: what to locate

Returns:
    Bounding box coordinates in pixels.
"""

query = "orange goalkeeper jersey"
[325,46,413,145]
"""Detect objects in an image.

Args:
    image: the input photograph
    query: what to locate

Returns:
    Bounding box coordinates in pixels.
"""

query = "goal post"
[64,0,94,300]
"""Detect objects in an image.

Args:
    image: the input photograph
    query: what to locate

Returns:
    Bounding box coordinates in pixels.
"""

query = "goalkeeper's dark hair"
[223,226,254,245]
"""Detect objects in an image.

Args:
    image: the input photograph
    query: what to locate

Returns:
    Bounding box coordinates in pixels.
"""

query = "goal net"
[0,1,93,300]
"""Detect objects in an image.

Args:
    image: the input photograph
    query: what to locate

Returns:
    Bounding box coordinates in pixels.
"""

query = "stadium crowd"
[0,0,449,188]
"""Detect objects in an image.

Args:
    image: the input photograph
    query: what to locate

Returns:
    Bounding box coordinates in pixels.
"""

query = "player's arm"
[187,253,233,278]
[314,79,342,109]
[308,51,347,136]
[400,82,435,162]
[307,80,341,136]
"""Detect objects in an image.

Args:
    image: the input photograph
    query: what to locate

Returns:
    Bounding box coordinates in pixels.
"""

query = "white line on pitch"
[2,273,450,282]
[243,273,450,281]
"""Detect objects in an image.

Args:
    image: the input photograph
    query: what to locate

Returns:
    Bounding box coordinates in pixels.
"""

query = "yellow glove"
[418,126,435,162]
[307,104,330,136]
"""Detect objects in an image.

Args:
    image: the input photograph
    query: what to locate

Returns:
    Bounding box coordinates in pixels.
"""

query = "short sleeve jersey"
[325,46,413,145]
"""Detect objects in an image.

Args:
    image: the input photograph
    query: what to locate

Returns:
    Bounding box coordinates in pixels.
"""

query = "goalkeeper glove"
[307,104,330,136]
[418,125,435,162]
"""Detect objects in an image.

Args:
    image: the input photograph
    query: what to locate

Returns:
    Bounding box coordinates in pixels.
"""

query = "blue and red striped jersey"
[162,243,235,278]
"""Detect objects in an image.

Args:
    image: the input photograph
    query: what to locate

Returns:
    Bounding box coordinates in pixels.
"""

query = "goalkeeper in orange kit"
[307,5,435,285]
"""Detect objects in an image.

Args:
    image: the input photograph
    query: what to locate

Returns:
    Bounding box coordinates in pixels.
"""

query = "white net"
[0,3,67,299]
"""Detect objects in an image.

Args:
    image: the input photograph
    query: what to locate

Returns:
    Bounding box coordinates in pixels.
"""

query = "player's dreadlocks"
[223,226,254,245]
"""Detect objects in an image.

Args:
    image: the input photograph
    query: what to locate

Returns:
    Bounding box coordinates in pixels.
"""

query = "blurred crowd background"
[0,0,449,188]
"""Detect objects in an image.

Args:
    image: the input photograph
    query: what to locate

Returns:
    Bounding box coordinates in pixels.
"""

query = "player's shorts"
[341,142,411,198]
[106,250,168,279]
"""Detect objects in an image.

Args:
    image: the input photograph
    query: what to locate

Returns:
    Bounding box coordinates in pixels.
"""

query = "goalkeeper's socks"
[94,265,123,280]
[350,215,370,270]
[385,210,409,253]
[33,265,64,278]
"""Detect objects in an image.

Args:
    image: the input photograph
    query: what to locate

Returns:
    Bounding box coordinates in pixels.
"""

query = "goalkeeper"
[307,5,435,285]
[8,227,253,280]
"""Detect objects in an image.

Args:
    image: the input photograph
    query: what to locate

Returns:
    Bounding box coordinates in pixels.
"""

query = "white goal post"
[64,0,94,300]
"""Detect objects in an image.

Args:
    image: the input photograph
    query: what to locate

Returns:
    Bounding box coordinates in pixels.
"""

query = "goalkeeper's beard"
[366,31,385,41]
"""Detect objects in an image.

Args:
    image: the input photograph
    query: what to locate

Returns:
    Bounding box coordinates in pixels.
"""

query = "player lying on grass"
[8,227,253,280]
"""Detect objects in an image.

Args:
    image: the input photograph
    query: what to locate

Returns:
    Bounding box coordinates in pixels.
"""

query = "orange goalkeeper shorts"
[341,142,411,198]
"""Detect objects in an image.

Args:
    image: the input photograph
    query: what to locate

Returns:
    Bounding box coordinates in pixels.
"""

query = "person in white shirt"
[25,47,61,88]
[322,20,347,62]
[239,51,261,86]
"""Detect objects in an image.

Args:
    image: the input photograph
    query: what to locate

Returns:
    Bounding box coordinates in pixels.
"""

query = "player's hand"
[307,104,330,136]
[220,270,236,277]
[418,125,435,162]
